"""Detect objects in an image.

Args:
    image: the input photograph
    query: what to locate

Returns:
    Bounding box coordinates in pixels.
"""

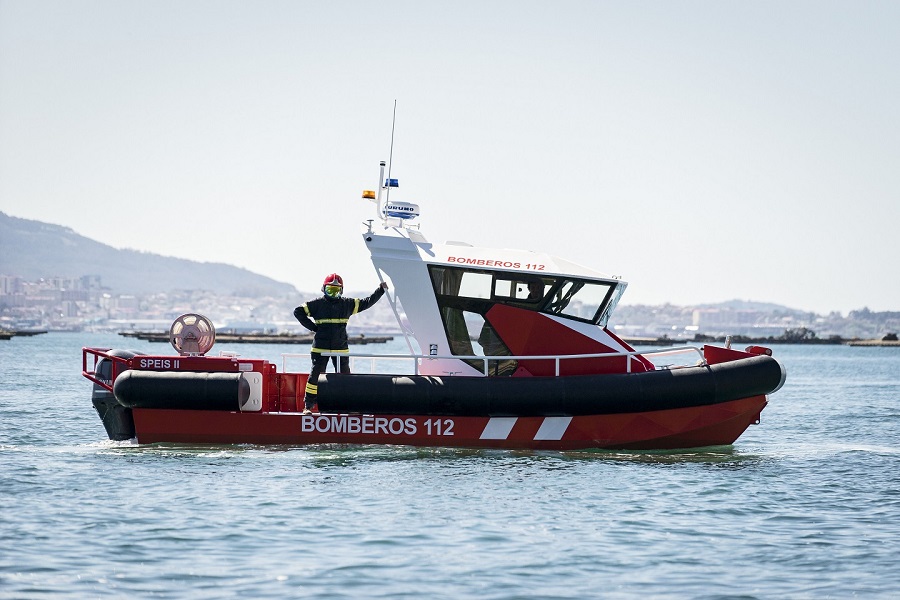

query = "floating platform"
[846,339,900,347]
[0,330,48,340]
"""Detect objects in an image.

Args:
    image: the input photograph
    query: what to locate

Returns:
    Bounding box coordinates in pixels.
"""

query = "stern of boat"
[84,348,142,440]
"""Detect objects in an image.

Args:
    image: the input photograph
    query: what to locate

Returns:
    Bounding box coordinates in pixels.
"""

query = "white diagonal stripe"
[534,417,572,441]
[480,417,517,440]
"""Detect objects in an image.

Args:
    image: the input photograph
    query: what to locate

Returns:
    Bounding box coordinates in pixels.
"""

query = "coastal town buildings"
[1,274,897,340]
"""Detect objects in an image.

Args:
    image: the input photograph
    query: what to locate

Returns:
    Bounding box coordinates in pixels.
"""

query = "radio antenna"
[386,100,397,205]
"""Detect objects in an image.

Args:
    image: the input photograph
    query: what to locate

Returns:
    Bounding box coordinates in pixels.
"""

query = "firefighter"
[293,273,388,414]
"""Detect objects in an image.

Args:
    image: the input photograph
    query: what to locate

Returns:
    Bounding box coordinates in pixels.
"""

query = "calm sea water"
[1,333,898,599]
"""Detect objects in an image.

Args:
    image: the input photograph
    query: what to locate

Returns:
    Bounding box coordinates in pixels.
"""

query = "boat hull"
[85,347,782,450]
[130,394,767,450]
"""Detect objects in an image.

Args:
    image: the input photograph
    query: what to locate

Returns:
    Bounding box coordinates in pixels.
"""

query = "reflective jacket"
[293,286,386,352]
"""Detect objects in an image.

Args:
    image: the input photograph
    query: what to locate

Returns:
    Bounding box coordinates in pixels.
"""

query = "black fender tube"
[113,370,251,411]
[316,355,786,417]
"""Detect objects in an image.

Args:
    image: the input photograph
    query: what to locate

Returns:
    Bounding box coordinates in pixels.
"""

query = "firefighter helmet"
[322,273,344,298]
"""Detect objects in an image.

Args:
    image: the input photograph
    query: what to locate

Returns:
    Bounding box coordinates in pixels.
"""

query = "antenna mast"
[386,99,397,206]
[371,101,414,225]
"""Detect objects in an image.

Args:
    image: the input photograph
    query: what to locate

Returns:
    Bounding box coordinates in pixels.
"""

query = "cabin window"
[429,266,517,375]
[545,280,616,323]
[599,284,626,327]
[463,311,517,375]
[457,271,492,299]
[493,277,548,304]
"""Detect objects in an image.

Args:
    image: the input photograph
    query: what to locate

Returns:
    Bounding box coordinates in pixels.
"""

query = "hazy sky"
[1,1,897,314]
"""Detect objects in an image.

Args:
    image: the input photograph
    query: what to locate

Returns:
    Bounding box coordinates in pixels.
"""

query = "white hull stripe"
[480,417,517,439]
[480,416,572,441]
[534,417,573,440]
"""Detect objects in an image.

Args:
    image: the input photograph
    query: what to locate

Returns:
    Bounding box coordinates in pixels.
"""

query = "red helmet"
[323,273,343,288]
[322,273,344,297]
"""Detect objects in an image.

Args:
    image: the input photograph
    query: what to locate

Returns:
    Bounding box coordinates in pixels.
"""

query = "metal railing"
[281,345,705,377]
[83,344,707,387]
[82,347,130,392]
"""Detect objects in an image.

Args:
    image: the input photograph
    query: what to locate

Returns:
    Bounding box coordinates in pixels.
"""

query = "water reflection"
[88,439,771,469]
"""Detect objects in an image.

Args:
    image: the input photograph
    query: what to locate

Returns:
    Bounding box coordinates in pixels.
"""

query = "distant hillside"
[694,299,802,313]
[0,212,298,297]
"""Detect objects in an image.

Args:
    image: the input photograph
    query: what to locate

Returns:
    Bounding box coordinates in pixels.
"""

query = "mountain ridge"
[0,212,298,297]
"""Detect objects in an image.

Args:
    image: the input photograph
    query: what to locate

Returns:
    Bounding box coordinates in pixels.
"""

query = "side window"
[493,277,547,303]
[457,272,492,299]
[546,281,581,315]
[429,266,517,375]
[467,311,517,375]
[431,267,492,299]
[546,280,615,322]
